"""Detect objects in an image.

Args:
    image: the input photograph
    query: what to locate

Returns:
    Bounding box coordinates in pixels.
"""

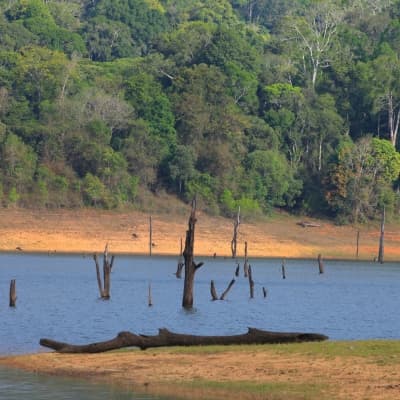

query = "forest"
[0,0,400,224]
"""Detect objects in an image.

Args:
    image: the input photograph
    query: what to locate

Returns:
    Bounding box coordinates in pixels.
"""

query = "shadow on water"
[0,366,163,400]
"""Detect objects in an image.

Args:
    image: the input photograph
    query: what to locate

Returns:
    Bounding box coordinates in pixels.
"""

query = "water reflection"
[0,366,161,399]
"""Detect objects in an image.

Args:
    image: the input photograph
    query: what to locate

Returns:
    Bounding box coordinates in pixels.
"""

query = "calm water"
[0,253,399,354]
[0,254,399,398]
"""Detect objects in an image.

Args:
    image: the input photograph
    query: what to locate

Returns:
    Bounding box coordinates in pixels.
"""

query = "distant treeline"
[0,0,400,224]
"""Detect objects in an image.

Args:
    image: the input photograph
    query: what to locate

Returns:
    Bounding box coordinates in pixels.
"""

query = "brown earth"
[0,207,399,260]
[1,345,400,400]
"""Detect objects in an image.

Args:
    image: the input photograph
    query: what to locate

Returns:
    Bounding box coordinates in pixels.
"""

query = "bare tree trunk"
[210,280,218,301]
[231,206,240,258]
[220,279,235,300]
[243,241,249,278]
[40,328,328,353]
[9,279,16,307]
[378,207,385,264]
[182,199,204,309]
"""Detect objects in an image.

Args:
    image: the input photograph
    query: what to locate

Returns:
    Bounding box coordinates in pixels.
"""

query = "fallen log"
[40,328,328,353]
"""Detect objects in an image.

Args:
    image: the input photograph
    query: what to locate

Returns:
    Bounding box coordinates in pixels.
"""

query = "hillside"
[0,0,400,224]
[0,208,399,261]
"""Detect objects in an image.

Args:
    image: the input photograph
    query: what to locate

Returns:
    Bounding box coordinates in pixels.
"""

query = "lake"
[1,253,399,355]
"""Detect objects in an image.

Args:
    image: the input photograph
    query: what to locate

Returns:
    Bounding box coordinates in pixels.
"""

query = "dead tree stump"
[281,259,286,279]
[210,280,218,301]
[220,279,235,300]
[248,265,254,298]
[235,262,240,277]
[182,199,204,309]
[317,254,324,274]
[148,283,153,307]
[9,279,16,307]
[93,244,114,299]
[244,241,249,278]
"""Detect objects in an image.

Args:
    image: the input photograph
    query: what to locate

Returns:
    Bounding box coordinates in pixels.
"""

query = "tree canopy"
[0,0,400,223]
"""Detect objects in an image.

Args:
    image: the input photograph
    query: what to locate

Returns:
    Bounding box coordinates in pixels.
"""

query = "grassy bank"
[1,341,400,400]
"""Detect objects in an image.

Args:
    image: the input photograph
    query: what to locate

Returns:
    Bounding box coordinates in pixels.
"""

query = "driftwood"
[297,221,321,228]
[40,327,328,353]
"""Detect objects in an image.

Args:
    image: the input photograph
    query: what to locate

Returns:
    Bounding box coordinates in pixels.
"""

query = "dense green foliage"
[1,0,400,223]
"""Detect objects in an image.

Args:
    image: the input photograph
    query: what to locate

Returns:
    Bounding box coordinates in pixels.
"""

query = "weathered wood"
[231,206,240,259]
[317,254,324,274]
[182,199,204,308]
[9,279,16,307]
[210,280,218,301]
[220,279,235,300]
[244,241,249,278]
[40,327,329,353]
[248,265,254,298]
[378,207,385,264]
[281,259,286,279]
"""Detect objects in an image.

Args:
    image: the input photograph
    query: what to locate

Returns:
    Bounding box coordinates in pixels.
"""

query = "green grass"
[126,340,400,365]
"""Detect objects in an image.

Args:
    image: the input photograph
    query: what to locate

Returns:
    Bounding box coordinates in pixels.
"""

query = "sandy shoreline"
[0,208,399,260]
[1,342,400,400]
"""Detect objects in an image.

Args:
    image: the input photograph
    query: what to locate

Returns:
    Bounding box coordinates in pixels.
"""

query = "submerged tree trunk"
[40,327,328,353]
[182,199,203,308]
[9,279,16,307]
